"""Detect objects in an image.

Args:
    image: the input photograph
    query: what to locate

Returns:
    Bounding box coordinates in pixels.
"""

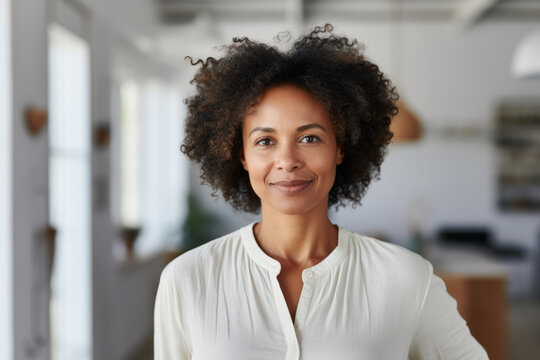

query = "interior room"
[2,0,540,359]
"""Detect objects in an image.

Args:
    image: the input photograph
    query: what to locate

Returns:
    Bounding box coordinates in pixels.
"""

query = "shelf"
[496,100,540,213]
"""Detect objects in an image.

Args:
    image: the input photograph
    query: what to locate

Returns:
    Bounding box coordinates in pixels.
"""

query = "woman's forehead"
[243,85,332,131]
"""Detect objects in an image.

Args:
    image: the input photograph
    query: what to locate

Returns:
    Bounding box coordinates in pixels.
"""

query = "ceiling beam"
[158,1,284,15]
[286,0,303,33]
[157,1,456,21]
[454,0,502,26]
[156,0,540,24]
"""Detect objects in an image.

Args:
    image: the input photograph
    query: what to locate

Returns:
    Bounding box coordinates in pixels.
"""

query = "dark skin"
[241,84,343,322]
[274,243,336,321]
[254,221,338,321]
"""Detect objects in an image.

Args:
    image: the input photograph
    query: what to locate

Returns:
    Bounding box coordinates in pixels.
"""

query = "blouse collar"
[241,222,348,277]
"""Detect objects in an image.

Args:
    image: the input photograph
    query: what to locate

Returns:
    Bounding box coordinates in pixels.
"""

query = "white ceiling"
[145,0,540,75]
[155,0,540,25]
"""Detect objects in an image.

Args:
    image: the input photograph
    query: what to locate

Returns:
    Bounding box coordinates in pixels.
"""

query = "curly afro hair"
[181,23,398,214]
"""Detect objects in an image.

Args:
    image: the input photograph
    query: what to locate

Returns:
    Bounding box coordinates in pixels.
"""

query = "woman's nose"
[275,143,303,171]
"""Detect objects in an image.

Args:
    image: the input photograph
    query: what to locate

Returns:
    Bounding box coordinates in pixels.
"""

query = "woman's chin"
[262,199,324,216]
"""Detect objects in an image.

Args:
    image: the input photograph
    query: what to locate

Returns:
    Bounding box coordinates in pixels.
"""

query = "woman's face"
[240,84,344,216]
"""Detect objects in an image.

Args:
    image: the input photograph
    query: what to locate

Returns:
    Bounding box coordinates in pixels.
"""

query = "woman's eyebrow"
[249,127,275,136]
[297,123,327,133]
[248,123,326,136]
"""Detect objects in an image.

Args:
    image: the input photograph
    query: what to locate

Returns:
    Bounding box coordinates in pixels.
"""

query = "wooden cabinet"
[438,273,508,360]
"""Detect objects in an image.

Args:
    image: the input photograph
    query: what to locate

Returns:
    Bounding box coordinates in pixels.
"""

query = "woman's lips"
[270,180,313,194]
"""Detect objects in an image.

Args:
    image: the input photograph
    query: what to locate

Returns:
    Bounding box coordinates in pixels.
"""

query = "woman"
[154,24,488,359]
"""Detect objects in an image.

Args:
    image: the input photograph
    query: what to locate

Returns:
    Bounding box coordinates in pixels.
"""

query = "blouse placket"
[241,223,347,360]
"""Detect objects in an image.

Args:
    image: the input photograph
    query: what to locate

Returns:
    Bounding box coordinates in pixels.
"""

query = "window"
[119,80,141,228]
[138,80,187,254]
[114,72,188,259]
[48,23,91,360]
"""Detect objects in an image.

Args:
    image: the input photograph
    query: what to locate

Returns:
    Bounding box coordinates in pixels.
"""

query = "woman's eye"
[255,138,274,146]
[300,135,320,143]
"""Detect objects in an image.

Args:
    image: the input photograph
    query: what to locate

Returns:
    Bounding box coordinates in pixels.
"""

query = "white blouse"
[154,223,489,359]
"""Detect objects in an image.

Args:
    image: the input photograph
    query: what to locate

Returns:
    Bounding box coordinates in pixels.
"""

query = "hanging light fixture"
[390,99,423,143]
[389,0,423,143]
[511,30,540,80]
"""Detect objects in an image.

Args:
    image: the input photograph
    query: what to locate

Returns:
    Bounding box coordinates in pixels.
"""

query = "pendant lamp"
[390,99,423,143]
[389,0,423,143]
[511,30,540,80]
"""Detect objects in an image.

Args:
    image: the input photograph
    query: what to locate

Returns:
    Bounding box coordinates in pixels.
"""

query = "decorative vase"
[121,227,141,260]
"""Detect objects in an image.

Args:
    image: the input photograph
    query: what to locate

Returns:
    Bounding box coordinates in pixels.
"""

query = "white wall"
[11,0,50,359]
[0,0,13,358]
[79,0,160,40]
[401,21,540,125]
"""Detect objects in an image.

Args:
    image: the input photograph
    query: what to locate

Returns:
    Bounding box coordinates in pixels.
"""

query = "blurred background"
[1,0,540,359]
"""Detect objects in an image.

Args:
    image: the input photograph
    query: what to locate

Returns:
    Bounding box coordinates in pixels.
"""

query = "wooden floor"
[129,297,540,360]
[508,297,540,360]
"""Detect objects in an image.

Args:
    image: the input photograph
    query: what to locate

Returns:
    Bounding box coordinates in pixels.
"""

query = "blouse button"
[306,271,313,278]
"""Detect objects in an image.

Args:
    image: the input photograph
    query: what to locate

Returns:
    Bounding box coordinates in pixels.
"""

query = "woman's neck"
[254,204,338,268]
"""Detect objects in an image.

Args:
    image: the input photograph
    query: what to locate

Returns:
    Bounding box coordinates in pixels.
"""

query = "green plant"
[181,193,222,251]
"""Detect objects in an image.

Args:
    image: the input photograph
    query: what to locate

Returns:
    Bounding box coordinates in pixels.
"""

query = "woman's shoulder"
[340,227,432,280]
[161,225,247,281]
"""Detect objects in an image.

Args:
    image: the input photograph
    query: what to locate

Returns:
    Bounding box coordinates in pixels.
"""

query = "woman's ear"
[239,149,248,171]
[336,147,345,165]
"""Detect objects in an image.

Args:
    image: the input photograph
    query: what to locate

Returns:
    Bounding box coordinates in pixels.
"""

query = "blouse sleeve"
[154,264,192,359]
[409,262,489,360]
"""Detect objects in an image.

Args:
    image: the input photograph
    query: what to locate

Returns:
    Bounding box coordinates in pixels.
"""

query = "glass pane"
[120,81,141,228]
[138,81,187,255]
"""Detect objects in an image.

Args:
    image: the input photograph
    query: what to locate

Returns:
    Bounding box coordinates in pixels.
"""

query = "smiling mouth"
[270,180,313,194]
